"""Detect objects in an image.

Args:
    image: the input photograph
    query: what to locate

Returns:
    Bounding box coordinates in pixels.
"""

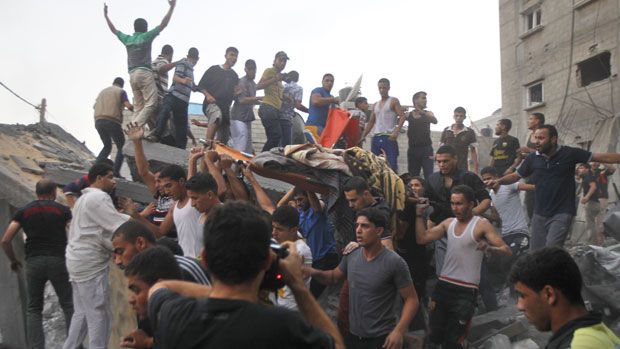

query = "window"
[527,81,543,107]
[577,51,611,87]
[525,7,542,31]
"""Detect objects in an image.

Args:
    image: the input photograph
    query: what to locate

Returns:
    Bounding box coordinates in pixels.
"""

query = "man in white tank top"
[415,185,511,348]
[150,165,205,258]
[361,78,406,171]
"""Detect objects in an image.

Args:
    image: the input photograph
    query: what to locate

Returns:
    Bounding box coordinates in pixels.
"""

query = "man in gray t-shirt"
[230,59,261,154]
[306,207,418,349]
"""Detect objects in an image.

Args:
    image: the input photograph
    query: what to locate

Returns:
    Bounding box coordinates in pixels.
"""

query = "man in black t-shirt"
[197,47,240,144]
[146,201,343,349]
[440,106,479,173]
[407,91,438,178]
[1,179,73,349]
[489,118,521,175]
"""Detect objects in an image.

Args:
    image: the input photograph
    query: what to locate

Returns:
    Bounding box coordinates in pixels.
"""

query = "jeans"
[26,255,74,349]
[585,201,601,243]
[259,104,283,151]
[63,268,111,349]
[407,144,434,178]
[429,280,477,348]
[95,119,125,177]
[154,94,189,149]
[371,135,399,171]
[345,332,388,349]
[130,68,159,127]
[530,213,573,250]
[279,117,293,147]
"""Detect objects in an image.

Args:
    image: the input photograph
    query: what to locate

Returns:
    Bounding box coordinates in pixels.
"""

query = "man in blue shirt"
[486,125,620,250]
[306,74,340,135]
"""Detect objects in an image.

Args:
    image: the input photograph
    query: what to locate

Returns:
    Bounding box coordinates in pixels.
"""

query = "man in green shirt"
[256,51,288,151]
[104,0,176,129]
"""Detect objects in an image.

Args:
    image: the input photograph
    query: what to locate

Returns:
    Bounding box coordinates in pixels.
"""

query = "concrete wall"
[499,0,620,144]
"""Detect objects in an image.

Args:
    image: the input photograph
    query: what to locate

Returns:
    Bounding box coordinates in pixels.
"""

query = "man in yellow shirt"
[257,51,288,151]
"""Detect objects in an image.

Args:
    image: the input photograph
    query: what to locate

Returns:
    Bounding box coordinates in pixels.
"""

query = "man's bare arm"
[243,167,275,214]
[103,3,117,34]
[148,280,211,300]
[472,198,491,216]
[478,219,512,256]
[305,267,345,285]
[159,0,176,31]
[1,221,22,271]
[591,153,620,164]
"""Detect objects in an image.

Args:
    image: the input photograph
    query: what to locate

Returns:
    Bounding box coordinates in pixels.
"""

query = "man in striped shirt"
[112,220,210,285]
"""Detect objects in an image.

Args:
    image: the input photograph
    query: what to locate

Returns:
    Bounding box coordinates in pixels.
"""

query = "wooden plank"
[44,167,153,204]
[10,155,44,175]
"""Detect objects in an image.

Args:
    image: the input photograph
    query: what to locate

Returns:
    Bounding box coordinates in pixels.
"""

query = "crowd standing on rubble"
[2,1,620,348]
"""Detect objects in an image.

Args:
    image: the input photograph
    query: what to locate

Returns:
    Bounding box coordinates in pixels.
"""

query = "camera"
[260,240,290,291]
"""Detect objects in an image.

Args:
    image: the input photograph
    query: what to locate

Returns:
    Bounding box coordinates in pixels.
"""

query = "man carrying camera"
[146,201,344,349]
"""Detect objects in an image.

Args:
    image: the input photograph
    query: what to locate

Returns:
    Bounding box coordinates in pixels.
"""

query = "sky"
[0,0,501,154]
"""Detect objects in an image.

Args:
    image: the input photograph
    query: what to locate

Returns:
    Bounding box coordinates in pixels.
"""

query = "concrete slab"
[10,155,45,175]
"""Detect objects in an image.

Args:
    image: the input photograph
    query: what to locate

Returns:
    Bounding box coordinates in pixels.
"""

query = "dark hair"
[272,205,299,229]
[161,44,173,55]
[124,246,182,286]
[354,97,367,108]
[323,73,334,81]
[35,179,57,196]
[203,201,271,285]
[454,106,467,114]
[408,176,430,196]
[112,220,157,244]
[356,207,388,229]
[480,166,499,177]
[499,118,512,131]
[188,47,199,59]
[436,144,457,158]
[451,185,476,203]
[576,163,590,170]
[378,78,390,87]
[159,165,186,182]
[245,59,256,69]
[133,18,148,33]
[538,124,558,139]
[509,247,584,305]
[185,172,218,194]
[343,176,370,194]
[156,237,184,256]
[87,162,114,183]
[531,112,545,125]
[113,77,124,87]
[412,91,426,101]
[286,71,299,83]
[226,46,239,55]
[292,187,307,198]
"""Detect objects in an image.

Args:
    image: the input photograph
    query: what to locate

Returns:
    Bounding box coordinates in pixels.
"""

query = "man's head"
[435,145,458,175]
[185,172,219,214]
[113,77,125,88]
[224,47,239,68]
[576,163,591,177]
[355,207,387,247]
[244,59,257,80]
[124,246,182,318]
[35,179,57,200]
[112,220,157,269]
[161,44,174,61]
[202,201,272,286]
[158,165,187,200]
[453,106,467,125]
[378,78,390,98]
[322,73,335,92]
[133,18,148,33]
[271,205,299,244]
[412,91,427,109]
[509,247,585,332]
[273,51,289,72]
[495,118,512,136]
[407,176,427,197]
[285,70,300,83]
[355,97,368,111]
[343,176,374,211]
[88,162,116,193]
[480,166,500,183]
[534,125,558,155]
[187,47,200,66]
[528,112,545,130]
[450,185,476,221]
[292,188,310,211]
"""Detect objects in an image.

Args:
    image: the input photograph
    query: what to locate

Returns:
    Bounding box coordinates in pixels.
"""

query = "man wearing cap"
[104,0,176,128]
[257,51,289,151]
[151,48,200,149]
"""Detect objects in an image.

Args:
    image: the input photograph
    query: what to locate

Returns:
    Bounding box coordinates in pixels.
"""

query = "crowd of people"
[3,1,620,349]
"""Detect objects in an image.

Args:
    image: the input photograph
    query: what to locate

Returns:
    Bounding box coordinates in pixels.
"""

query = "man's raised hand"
[124,122,144,141]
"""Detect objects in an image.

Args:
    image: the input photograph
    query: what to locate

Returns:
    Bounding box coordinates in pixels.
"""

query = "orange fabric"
[214,142,253,162]
[318,108,351,148]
